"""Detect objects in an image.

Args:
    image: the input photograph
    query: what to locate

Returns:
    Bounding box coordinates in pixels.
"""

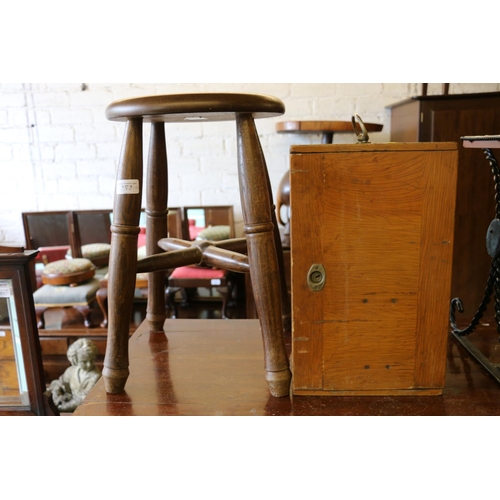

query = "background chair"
[67,209,112,269]
[166,205,236,319]
[23,210,107,329]
[22,211,71,290]
[182,205,235,240]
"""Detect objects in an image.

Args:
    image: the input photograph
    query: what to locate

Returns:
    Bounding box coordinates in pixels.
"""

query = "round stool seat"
[105,93,285,123]
[41,258,95,286]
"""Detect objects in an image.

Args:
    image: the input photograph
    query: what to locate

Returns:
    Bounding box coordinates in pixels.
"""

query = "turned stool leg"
[103,118,143,394]
[266,168,292,334]
[236,113,291,397]
[146,122,168,332]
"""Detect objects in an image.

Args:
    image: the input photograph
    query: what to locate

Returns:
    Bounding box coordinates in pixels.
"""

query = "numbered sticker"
[116,179,140,195]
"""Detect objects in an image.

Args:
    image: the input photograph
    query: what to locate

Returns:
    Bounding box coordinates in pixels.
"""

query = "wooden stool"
[103,93,291,397]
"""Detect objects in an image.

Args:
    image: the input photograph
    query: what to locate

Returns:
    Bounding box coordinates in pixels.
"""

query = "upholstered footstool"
[34,258,98,328]
[34,278,100,329]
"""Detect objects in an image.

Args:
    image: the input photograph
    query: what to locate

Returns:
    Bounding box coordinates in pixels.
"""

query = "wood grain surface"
[290,142,457,395]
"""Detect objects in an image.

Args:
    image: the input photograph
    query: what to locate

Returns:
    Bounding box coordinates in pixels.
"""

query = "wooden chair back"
[68,210,112,258]
[22,211,70,250]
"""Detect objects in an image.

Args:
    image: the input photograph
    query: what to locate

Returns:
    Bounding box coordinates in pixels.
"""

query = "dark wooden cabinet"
[387,92,500,311]
[0,247,57,415]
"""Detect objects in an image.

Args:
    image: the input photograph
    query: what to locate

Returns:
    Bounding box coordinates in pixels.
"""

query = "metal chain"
[450,148,500,336]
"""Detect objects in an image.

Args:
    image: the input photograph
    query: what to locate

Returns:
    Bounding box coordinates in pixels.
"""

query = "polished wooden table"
[74,318,500,416]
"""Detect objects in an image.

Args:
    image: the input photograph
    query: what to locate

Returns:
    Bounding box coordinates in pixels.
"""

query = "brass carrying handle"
[352,113,370,143]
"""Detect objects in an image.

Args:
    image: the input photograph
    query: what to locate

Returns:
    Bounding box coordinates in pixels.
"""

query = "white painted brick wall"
[1,82,500,246]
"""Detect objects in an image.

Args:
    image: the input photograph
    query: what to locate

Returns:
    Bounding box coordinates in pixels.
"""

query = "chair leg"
[217,286,230,319]
[236,113,291,397]
[96,288,108,328]
[74,305,93,328]
[165,286,179,318]
[103,118,143,394]
[35,307,46,329]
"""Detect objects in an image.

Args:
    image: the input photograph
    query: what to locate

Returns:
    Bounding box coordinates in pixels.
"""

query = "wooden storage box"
[290,142,458,396]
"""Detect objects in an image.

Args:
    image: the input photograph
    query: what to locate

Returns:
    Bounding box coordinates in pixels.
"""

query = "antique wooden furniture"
[181,206,235,240]
[290,142,458,396]
[103,93,291,397]
[166,205,236,319]
[23,209,112,330]
[167,267,234,319]
[74,316,500,416]
[22,209,111,287]
[22,210,71,289]
[0,246,57,415]
[387,91,500,310]
[34,256,99,330]
[22,211,71,250]
[67,209,112,267]
[23,209,112,262]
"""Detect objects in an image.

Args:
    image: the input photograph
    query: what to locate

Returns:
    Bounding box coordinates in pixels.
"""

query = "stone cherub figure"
[48,338,101,412]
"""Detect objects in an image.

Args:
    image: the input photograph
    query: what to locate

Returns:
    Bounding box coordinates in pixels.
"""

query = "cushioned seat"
[66,242,111,268]
[33,278,100,329]
[195,225,230,241]
[166,266,233,319]
[41,258,95,286]
[32,245,72,289]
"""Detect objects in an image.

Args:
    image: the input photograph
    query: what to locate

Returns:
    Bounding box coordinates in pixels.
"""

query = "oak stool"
[103,93,291,397]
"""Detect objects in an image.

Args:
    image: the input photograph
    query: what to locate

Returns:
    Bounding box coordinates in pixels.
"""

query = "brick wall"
[1,82,499,245]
